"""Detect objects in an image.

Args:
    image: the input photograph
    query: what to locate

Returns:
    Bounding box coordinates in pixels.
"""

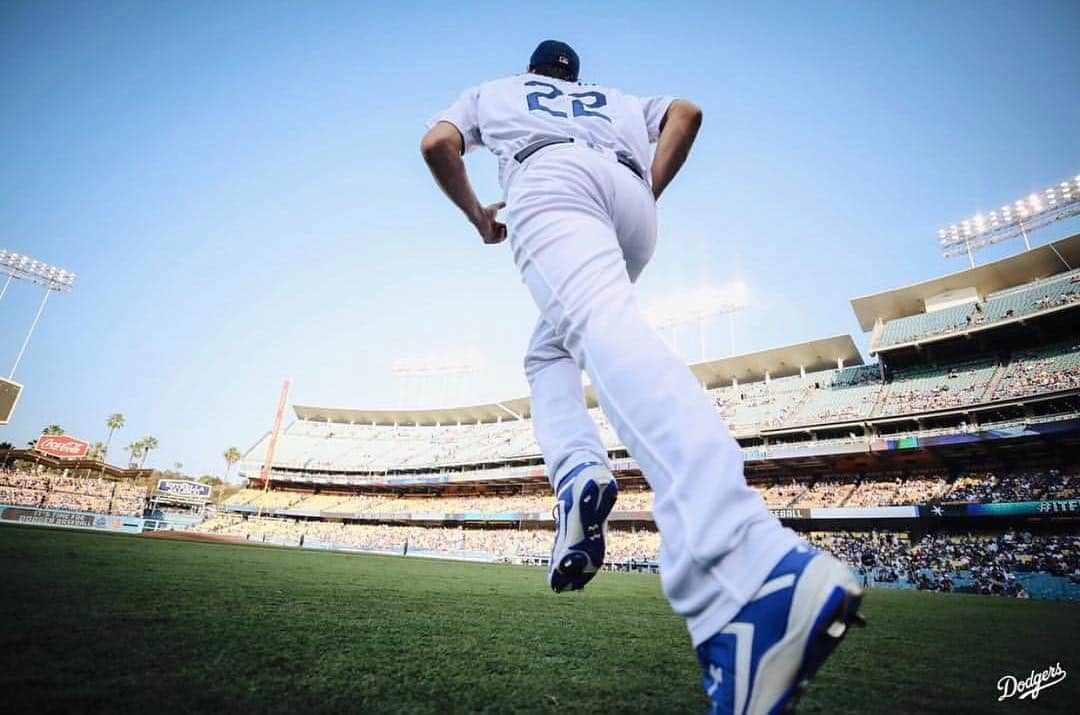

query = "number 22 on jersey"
[525,81,611,122]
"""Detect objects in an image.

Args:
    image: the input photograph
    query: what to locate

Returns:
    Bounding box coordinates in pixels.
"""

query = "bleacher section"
[992,340,1080,400]
[808,531,1079,598]
[0,471,147,516]
[222,471,1065,523]
[877,268,1080,349]
[785,365,881,426]
[879,302,975,347]
[247,342,1080,475]
[877,360,998,417]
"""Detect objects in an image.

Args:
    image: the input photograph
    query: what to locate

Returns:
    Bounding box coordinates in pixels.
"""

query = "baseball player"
[420,40,864,713]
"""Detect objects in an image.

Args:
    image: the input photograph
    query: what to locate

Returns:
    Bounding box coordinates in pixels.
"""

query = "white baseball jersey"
[429,74,674,191]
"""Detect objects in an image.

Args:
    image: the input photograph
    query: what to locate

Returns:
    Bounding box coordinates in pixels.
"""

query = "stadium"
[3,5,1080,713]
[4,223,1079,712]
[199,231,1080,600]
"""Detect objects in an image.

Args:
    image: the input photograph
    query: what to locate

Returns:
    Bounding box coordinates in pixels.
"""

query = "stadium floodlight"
[392,347,486,377]
[937,173,1080,267]
[645,281,749,359]
[392,347,488,409]
[0,250,77,293]
[0,250,77,385]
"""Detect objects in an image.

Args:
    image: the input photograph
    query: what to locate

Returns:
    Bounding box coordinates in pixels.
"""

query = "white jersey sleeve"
[427,85,484,154]
[637,95,677,143]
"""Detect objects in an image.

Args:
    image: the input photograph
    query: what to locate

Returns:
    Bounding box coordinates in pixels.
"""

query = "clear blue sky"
[1,0,1078,477]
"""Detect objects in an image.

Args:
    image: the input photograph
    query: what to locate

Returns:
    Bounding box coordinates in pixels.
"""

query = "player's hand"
[472,201,507,245]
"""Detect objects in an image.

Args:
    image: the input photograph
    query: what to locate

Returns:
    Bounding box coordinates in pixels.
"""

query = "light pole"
[0,251,76,379]
[393,348,486,408]
[645,282,749,361]
[0,251,76,425]
[938,174,1080,266]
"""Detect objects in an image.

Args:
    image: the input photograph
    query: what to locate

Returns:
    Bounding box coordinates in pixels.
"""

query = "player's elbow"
[420,133,446,163]
[420,124,462,164]
[676,100,703,130]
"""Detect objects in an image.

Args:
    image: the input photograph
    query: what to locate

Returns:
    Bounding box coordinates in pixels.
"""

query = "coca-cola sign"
[34,434,89,459]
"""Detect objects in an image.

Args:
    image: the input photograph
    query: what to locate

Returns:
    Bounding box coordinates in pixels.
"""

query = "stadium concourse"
[190,234,1080,601]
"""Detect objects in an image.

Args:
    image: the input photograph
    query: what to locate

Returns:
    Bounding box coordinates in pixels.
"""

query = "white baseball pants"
[505,144,799,646]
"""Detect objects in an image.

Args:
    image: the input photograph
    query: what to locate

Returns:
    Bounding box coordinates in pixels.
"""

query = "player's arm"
[650,99,703,201]
[420,122,506,245]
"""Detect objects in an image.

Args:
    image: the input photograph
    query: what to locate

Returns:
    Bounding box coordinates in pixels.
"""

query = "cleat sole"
[549,476,618,593]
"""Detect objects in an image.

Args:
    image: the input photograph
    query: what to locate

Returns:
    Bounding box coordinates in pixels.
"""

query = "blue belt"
[513,137,646,181]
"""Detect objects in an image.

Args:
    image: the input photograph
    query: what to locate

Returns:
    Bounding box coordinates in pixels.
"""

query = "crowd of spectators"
[992,343,1080,400]
[195,513,1077,597]
[226,487,659,515]
[879,362,997,416]
[757,480,806,508]
[878,269,1080,348]
[223,470,1075,526]
[257,341,1080,473]
[196,515,664,562]
[795,480,856,508]
[807,530,1079,597]
[946,470,1076,503]
[0,469,146,516]
[0,485,46,507]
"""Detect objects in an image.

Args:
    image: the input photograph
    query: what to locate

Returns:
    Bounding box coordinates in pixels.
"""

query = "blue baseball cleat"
[548,461,619,593]
[696,545,866,714]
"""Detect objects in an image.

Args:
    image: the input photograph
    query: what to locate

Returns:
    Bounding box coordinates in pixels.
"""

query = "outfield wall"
[228,501,1080,523]
[0,505,144,534]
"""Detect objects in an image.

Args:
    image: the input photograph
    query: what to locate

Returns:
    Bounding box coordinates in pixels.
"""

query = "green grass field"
[0,524,1077,713]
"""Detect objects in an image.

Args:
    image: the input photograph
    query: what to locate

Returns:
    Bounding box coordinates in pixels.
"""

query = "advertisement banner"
[809,506,919,520]
[155,479,212,500]
[771,508,812,520]
[929,499,1080,518]
[873,419,1080,452]
[0,505,143,533]
[34,434,90,459]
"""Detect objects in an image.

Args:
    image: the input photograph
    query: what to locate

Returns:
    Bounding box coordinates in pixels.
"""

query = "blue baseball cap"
[529,40,579,82]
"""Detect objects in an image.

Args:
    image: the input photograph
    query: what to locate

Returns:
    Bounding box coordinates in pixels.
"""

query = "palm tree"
[87,442,105,462]
[139,436,159,469]
[43,424,64,435]
[222,446,242,482]
[126,441,143,468]
[103,413,125,460]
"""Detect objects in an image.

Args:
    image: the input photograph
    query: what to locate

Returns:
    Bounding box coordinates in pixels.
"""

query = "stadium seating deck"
[241,339,1080,475]
[877,360,999,417]
[0,470,147,516]
[877,268,1080,349]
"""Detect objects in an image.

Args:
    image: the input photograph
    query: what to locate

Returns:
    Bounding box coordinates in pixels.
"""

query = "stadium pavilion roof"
[292,335,864,427]
[849,232,1080,332]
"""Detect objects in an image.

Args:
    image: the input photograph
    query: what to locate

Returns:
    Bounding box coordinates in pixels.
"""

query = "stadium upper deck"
[240,237,1080,486]
[852,232,1080,355]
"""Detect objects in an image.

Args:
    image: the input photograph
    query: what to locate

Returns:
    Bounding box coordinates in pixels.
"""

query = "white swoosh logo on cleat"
[753,573,796,601]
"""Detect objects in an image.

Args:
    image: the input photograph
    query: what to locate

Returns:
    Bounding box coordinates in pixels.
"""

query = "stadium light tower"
[0,250,76,425]
[392,347,486,408]
[645,281,749,360]
[938,173,1080,268]
[0,250,76,378]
